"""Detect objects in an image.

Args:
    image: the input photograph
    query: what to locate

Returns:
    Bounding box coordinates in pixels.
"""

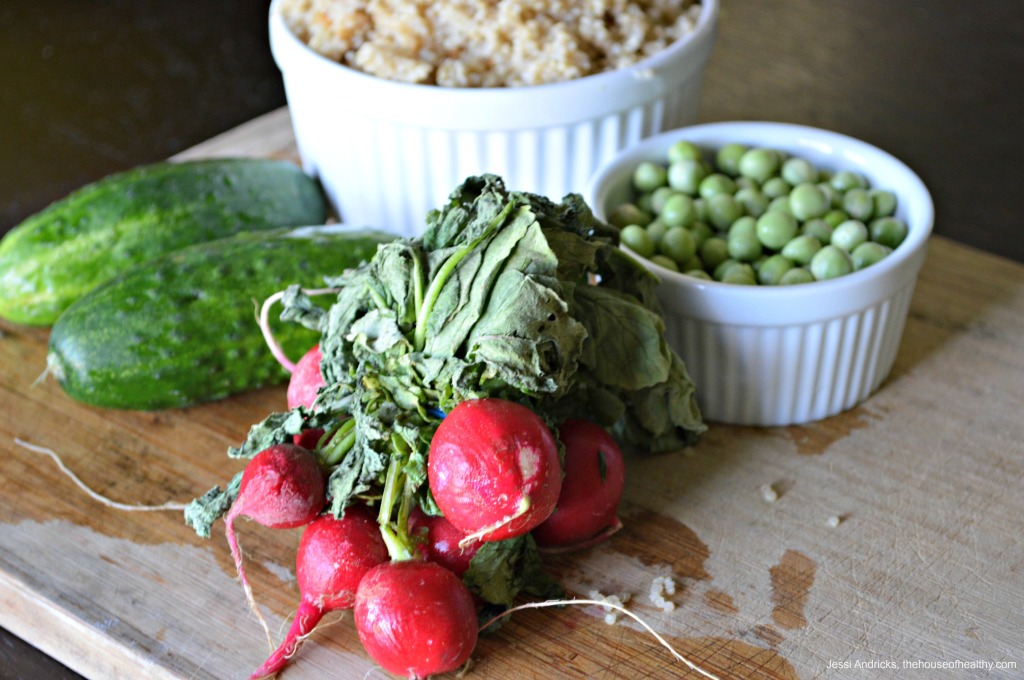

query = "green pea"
[779,266,815,285]
[700,236,730,270]
[738,148,780,184]
[842,187,874,222]
[781,157,819,185]
[734,176,760,191]
[693,197,710,223]
[680,254,704,272]
[609,203,651,228]
[649,254,680,272]
[830,169,868,192]
[698,173,738,199]
[789,182,830,221]
[620,224,656,258]
[810,245,854,280]
[635,191,655,214]
[689,221,714,248]
[768,195,793,215]
[758,254,795,285]
[716,143,748,176]
[667,159,708,195]
[633,161,668,192]
[823,209,849,229]
[727,216,762,261]
[870,216,909,249]
[721,263,757,285]
[729,215,758,239]
[831,219,869,252]
[761,177,792,200]
[646,218,669,246]
[659,226,697,264]
[816,182,840,209]
[684,269,713,281]
[661,193,697,228]
[735,186,769,218]
[851,241,892,270]
[802,218,834,244]
[781,234,822,265]
[668,140,703,163]
[650,186,678,213]
[756,210,799,250]
[713,258,742,281]
[707,193,744,231]
[870,189,898,218]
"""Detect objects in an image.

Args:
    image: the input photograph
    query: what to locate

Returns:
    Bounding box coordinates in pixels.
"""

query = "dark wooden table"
[1,1,1022,678]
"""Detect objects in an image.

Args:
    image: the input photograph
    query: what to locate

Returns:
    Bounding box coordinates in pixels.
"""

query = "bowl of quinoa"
[270,0,718,235]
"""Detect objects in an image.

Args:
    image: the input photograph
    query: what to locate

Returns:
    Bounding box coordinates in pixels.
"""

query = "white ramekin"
[586,122,934,426]
[269,0,719,237]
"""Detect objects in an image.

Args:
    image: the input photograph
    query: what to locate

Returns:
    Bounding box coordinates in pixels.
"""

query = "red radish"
[532,419,626,550]
[355,560,478,679]
[226,443,327,644]
[287,344,325,410]
[250,506,388,679]
[427,398,562,543]
[409,508,481,576]
[287,344,327,449]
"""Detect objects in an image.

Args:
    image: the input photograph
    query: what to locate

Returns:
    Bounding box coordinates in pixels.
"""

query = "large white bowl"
[587,122,934,426]
[269,0,719,237]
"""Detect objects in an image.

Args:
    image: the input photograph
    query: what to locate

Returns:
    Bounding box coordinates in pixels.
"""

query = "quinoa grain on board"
[280,0,703,87]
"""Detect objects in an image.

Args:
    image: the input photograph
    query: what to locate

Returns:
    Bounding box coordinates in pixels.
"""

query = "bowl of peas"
[586,121,934,426]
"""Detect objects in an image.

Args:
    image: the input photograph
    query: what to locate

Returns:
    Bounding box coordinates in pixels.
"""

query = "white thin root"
[256,286,340,375]
[478,598,721,680]
[14,438,188,512]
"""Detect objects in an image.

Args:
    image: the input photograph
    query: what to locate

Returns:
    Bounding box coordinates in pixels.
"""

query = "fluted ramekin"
[587,122,934,426]
[269,0,718,236]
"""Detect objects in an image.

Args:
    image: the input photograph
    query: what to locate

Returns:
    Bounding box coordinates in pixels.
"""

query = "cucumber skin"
[46,227,392,411]
[0,158,329,326]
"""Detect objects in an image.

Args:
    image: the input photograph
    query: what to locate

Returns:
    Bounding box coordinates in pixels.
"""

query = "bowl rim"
[585,120,935,316]
[268,0,719,98]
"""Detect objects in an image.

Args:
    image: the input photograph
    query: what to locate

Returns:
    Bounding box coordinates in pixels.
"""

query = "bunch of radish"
[215,343,627,679]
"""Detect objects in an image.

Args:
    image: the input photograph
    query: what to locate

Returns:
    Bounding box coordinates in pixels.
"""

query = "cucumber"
[0,158,329,325]
[46,225,393,410]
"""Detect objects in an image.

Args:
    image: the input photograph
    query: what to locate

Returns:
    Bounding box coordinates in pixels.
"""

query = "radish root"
[225,519,275,651]
[13,438,187,512]
[479,598,721,680]
[256,286,339,374]
[459,496,531,548]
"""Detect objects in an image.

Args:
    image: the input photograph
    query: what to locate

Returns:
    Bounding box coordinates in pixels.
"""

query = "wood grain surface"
[2,110,1023,679]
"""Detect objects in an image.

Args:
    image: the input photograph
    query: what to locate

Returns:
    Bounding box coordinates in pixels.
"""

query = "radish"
[287,343,325,410]
[427,398,562,543]
[287,344,327,450]
[355,560,478,679]
[409,508,481,576]
[250,506,388,679]
[532,419,626,550]
[225,443,327,644]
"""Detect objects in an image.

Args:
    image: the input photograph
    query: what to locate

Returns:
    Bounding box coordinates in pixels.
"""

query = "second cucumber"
[46,225,393,410]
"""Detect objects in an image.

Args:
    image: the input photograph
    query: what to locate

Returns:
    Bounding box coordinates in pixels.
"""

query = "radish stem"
[256,286,340,373]
[413,201,513,352]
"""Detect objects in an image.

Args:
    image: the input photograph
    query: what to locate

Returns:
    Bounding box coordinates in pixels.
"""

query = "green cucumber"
[46,225,393,410]
[0,158,329,325]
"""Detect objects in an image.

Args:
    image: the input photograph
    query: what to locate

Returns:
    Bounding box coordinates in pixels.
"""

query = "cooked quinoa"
[280,0,703,87]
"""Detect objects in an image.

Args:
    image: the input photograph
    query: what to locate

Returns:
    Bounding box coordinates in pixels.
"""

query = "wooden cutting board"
[1,108,1022,679]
